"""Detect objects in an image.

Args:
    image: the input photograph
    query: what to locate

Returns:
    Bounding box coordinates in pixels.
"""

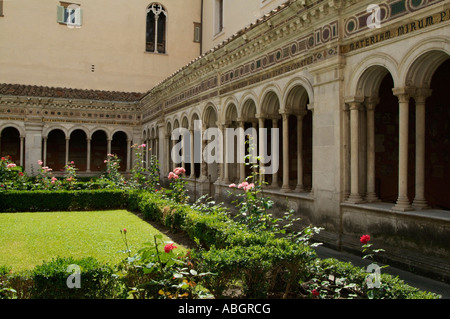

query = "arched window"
[146,3,167,54]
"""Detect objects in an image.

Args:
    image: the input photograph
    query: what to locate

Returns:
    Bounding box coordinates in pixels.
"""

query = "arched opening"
[285,85,312,192]
[425,58,450,210]
[224,103,239,183]
[112,131,128,172]
[91,130,107,172]
[241,99,257,179]
[374,73,399,203]
[0,127,22,166]
[46,129,66,172]
[261,91,281,188]
[69,130,87,171]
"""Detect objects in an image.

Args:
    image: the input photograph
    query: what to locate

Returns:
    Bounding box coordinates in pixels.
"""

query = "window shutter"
[56,5,65,23]
[75,8,82,26]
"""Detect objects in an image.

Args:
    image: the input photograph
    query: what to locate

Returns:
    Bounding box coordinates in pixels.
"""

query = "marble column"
[412,88,432,209]
[346,100,364,203]
[270,118,279,188]
[189,129,196,179]
[295,113,305,192]
[239,121,246,182]
[366,98,379,202]
[281,112,290,192]
[65,137,70,166]
[343,105,350,200]
[19,136,24,167]
[200,125,208,181]
[257,116,265,184]
[43,137,48,167]
[86,138,91,172]
[126,139,132,172]
[393,88,413,211]
[107,139,112,156]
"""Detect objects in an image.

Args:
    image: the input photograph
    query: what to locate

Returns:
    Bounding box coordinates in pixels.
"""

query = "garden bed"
[0,155,441,299]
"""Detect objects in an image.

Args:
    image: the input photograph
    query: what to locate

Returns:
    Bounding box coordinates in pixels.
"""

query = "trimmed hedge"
[0,189,128,212]
[31,257,124,299]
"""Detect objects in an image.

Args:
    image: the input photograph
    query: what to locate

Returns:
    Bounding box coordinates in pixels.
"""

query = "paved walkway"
[315,245,450,299]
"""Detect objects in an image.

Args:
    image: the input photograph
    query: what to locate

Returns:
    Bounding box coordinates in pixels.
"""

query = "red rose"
[360,234,371,244]
[312,289,319,297]
[164,243,177,253]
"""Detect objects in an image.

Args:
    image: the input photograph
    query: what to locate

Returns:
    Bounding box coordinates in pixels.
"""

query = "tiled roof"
[0,83,145,102]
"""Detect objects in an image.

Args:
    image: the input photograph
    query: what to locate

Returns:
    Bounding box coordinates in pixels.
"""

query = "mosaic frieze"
[343,0,444,38]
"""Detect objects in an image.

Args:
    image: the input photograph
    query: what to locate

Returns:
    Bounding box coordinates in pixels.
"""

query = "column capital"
[392,87,415,102]
[344,96,365,104]
[345,96,364,110]
[279,112,290,119]
[413,88,433,103]
[365,96,380,110]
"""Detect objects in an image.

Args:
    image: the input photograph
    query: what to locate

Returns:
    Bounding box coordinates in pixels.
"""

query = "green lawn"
[0,210,186,272]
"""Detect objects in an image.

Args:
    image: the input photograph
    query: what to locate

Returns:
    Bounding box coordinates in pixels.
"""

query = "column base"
[365,193,380,203]
[346,193,365,204]
[281,185,291,193]
[412,199,429,210]
[295,185,304,192]
[392,198,414,211]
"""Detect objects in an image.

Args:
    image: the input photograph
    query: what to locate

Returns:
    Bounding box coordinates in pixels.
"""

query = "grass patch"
[0,210,186,272]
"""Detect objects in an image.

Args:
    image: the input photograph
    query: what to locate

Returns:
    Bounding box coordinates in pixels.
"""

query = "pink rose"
[168,172,179,180]
[229,183,236,188]
[37,160,43,166]
[238,181,248,189]
[173,167,186,175]
[243,183,255,192]
[7,163,16,168]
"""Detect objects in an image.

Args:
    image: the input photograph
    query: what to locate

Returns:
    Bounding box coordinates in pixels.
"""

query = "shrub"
[31,257,125,299]
[0,189,128,212]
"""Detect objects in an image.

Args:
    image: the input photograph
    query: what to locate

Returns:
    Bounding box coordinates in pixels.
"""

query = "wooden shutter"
[75,7,82,26]
[56,5,65,23]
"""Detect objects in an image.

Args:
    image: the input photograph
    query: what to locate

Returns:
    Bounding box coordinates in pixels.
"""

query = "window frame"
[0,0,4,17]
[146,3,168,54]
[214,0,224,36]
[193,22,201,43]
[57,2,82,27]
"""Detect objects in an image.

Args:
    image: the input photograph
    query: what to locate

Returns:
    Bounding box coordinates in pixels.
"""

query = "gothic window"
[146,3,167,54]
